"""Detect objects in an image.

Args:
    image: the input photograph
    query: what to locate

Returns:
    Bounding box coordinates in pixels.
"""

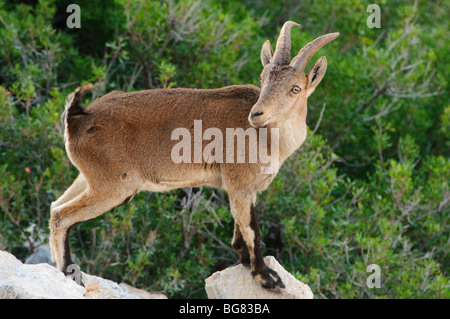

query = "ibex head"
[249,21,339,128]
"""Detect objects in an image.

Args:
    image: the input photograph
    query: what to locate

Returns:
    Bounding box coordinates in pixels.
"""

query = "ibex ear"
[306,56,328,97]
[260,40,274,67]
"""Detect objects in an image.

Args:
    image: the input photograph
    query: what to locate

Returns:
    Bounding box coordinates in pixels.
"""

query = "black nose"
[251,111,264,118]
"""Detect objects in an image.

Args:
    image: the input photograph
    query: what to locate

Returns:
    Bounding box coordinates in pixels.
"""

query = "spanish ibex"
[50,21,339,291]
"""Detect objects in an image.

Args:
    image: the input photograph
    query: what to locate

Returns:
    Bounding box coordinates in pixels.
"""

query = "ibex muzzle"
[50,21,339,293]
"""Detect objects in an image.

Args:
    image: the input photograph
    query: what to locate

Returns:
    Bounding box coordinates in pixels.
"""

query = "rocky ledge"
[0,250,166,299]
[1,249,312,299]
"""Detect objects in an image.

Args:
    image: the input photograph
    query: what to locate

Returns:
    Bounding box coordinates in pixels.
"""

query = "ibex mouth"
[249,117,271,128]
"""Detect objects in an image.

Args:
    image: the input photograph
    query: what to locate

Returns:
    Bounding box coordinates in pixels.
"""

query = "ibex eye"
[292,86,301,94]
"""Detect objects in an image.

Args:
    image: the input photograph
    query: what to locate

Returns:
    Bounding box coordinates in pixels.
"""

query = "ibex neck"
[277,104,308,161]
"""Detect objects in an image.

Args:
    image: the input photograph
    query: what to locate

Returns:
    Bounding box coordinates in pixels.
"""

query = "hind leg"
[51,174,87,210]
[49,174,88,264]
[49,188,131,273]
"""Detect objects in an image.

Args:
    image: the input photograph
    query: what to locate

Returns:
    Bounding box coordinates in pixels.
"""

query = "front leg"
[232,223,250,267]
[228,191,285,291]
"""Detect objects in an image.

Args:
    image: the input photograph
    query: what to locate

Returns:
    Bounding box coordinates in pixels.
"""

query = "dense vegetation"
[0,0,448,298]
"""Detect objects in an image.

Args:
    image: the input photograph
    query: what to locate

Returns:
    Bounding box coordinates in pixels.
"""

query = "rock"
[81,273,168,299]
[205,256,313,299]
[119,283,168,299]
[25,245,54,266]
[0,250,85,299]
[0,250,167,299]
[81,272,136,299]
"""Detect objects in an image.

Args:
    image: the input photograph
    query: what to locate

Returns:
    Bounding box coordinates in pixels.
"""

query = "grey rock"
[81,273,168,299]
[25,245,54,266]
[81,272,137,299]
[0,250,167,299]
[0,250,85,299]
[205,256,313,299]
[119,283,168,299]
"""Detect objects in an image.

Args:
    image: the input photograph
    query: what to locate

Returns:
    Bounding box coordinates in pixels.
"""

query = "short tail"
[62,84,94,142]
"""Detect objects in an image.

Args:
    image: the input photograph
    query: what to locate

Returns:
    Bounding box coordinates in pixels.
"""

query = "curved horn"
[272,21,301,65]
[290,32,340,71]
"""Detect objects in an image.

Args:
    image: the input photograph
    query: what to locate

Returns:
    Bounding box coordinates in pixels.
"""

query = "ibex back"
[50,21,339,291]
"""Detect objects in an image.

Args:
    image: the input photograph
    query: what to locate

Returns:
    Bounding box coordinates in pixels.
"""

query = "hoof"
[253,266,285,292]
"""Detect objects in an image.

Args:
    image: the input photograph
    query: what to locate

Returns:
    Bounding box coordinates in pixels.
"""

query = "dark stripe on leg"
[249,203,265,275]
[62,223,77,275]
[249,203,285,290]
[232,225,250,266]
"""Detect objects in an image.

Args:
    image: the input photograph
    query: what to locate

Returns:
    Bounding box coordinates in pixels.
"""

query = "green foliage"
[259,132,449,298]
[0,0,448,298]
